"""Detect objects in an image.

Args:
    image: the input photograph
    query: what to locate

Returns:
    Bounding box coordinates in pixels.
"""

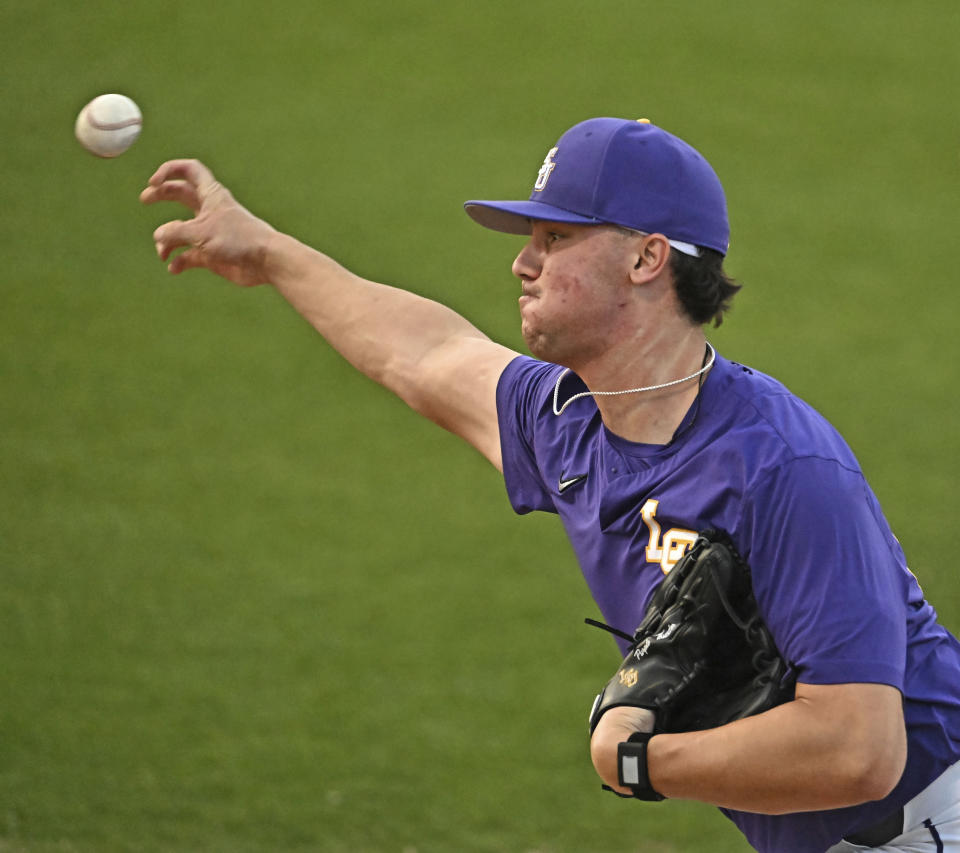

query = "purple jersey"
[496,351,960,853]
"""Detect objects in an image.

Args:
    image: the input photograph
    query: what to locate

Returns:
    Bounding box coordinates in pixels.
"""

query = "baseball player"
[141,117,960,852]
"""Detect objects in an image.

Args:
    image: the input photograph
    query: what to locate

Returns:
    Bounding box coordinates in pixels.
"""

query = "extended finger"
[139,179,202,210]
[146,159,221,198]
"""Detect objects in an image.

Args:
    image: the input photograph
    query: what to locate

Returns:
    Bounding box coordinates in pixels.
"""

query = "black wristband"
[617,732,665,801]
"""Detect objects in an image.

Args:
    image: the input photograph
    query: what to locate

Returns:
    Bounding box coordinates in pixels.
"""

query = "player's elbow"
[844,738,906,803]
[796,682,907,807]
[830,724,906,805]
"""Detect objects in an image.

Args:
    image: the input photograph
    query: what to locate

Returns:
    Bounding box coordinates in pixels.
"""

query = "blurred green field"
[2,1,958,851]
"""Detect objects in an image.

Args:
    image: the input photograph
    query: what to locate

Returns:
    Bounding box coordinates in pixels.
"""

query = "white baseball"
[75,94,143,158]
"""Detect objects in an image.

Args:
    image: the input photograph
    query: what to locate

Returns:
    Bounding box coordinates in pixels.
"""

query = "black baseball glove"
[588,528,795,797]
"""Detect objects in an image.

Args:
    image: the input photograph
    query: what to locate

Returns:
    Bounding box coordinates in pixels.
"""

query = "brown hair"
[669,247,742,327]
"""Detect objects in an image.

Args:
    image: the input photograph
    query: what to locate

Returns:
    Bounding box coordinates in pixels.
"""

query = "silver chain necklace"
[552,342,716,416]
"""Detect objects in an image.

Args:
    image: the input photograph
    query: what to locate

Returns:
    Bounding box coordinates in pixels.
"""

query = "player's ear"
[629,234,671,284]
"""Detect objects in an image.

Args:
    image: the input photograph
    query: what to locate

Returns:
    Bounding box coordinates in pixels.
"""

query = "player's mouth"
[519,283,539,308]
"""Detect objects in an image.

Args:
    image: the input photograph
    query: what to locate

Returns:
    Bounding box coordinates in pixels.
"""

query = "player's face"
[512,221,640,367]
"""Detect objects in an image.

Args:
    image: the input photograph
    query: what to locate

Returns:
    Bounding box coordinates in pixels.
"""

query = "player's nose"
[512,239,542,281]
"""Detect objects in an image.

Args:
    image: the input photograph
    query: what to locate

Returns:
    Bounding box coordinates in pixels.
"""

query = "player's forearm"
[641,688,905,813]
[262,231,490,405]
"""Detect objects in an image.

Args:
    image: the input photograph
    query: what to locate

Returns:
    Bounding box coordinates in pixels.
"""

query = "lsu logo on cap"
[533,146,558,192]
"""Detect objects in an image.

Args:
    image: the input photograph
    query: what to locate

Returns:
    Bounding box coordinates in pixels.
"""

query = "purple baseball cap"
[464,118,729,256]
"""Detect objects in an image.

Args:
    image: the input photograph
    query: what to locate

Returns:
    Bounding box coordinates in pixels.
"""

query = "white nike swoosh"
[558,473,588,493]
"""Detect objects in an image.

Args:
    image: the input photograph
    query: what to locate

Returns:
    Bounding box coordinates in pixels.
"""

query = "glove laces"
[584,618,634,643]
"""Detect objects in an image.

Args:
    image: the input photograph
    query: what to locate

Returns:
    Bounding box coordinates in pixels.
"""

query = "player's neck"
[575,332,711,445]
[596,380,705,444]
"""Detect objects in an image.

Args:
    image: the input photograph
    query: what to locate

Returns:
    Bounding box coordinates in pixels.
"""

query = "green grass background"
[2,1,958,850]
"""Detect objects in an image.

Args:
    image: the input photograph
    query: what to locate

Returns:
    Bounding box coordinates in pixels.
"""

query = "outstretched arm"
[141,160,518,470]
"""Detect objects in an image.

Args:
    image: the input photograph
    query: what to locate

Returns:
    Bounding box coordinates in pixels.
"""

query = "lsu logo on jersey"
[533,147,558,192]
[641,499,697,574]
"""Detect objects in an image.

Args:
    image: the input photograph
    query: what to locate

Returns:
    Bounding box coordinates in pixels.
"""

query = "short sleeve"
[742,456,908,689]
[495,356,563,515]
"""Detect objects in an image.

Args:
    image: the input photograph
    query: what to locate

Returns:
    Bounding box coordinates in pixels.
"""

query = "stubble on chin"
[521,323,554,363]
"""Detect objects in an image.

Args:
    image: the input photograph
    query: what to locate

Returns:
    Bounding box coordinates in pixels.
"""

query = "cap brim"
[463,200,602,235]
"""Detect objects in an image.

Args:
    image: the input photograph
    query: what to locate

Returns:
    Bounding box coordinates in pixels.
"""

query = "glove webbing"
[706,558,784,686]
